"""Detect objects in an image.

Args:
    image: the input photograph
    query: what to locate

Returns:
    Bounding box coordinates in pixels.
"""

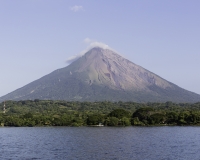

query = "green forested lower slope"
[1,100,200,127]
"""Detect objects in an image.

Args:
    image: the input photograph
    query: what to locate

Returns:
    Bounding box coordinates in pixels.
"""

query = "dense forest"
[1,100,200,127]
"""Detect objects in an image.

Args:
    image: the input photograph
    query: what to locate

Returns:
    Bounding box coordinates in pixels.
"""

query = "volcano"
[1,47,200,102]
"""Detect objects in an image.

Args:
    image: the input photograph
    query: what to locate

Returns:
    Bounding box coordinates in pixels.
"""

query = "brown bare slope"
[0,47,200,102]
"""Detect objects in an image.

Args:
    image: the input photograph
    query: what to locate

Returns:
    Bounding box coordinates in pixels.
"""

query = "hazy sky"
[1,0,200,97]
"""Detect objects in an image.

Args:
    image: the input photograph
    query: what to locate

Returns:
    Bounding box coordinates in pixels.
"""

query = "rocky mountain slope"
[0,47,200,102]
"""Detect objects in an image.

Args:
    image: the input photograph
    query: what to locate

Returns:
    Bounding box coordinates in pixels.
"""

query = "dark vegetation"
[1,100,200,127]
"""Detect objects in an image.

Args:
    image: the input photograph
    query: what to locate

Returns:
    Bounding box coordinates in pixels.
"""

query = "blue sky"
[1,0,200,97]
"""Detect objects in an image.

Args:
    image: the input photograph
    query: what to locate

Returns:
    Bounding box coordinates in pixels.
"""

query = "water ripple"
[0,127,200,160]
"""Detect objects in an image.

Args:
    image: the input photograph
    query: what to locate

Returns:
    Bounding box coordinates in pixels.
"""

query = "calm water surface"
[0,126,200,160]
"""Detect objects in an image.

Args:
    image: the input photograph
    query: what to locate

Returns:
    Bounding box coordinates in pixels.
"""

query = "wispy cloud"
[70,5,83,12]
[66,38,117,64]
[83,38,111,50]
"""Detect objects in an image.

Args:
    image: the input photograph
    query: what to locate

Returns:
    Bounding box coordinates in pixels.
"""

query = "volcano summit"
[1,47,200,102]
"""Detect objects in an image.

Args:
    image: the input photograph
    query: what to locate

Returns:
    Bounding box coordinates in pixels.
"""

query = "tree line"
[0,100,200,127]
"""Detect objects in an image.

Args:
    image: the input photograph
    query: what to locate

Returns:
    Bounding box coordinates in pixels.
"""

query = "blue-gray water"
[0,126,200,160]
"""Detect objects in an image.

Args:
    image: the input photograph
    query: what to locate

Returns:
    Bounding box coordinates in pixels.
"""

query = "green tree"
[108,109,131,119]
[105,117,119,126]
[121,117,131,126]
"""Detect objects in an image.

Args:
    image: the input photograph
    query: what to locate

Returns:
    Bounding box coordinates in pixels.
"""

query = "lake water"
[0,126,200,160]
